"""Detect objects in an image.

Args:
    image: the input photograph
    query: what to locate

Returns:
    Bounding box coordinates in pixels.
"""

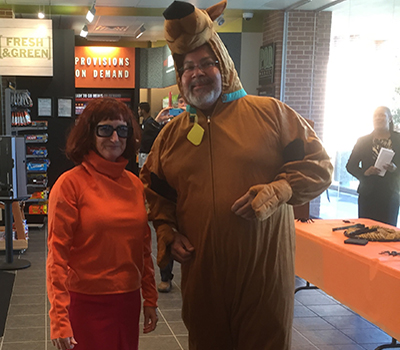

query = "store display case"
[6,88,49,224]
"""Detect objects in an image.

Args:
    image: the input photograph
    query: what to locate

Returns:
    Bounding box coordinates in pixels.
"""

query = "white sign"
[0,19,53,76]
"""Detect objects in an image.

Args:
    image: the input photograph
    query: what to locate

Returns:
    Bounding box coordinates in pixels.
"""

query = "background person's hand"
[143,306,158,334]
[171,233,194,263]
[52,337,77,350]
[154,107,173,124]
[383,162,397,173]
[364,166,381,176]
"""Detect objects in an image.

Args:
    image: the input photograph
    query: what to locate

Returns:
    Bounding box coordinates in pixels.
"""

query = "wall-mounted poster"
[38,97,52,117]
[0,19,53,76]
[58,97,73,117]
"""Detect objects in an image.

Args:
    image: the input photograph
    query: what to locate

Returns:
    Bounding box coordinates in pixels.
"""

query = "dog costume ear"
[163,0,228,55]
[206,0,227,21]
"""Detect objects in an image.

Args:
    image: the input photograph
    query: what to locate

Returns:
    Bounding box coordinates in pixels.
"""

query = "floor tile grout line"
[292,327,320,349]
[157,308,185,350]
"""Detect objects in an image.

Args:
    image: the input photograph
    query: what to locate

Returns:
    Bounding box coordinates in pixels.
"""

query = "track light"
[86,3,96,23]
[38,5,45,19]
[80,25,88,38]
[135,24,146,39]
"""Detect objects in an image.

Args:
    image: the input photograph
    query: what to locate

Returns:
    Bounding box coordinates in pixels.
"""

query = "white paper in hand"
[374,147,395,176]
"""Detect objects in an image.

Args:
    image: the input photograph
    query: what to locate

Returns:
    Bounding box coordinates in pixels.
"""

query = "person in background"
[47,98,158,350]
[140,94,187,292]
[138,102,151,127]
[138,95,186,171]
[140,1,333,349]
[346,106,400,226]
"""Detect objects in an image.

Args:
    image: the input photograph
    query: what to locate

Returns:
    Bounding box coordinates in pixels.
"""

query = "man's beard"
[183,77,221,111]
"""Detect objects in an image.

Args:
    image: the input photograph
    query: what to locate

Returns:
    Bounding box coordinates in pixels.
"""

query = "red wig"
[65,98,140,164]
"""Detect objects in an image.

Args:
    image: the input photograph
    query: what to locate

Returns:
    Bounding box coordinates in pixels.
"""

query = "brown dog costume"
[140,1,333,349]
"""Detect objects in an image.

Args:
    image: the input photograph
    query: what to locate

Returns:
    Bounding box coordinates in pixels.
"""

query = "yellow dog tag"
[187,123,204,146]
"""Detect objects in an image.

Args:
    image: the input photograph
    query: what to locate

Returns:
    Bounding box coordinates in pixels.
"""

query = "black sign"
[259,43,275,86]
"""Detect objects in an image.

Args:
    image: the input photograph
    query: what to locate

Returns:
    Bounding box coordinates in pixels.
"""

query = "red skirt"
[69,289,141,350]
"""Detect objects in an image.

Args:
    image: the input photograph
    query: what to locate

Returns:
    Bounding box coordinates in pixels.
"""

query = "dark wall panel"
[17,28,76,188]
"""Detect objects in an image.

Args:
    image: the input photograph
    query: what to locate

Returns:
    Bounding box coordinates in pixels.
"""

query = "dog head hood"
[163,0,245,103]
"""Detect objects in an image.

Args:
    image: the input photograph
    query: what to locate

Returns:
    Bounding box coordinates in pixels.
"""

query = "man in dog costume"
[140,1,333,349]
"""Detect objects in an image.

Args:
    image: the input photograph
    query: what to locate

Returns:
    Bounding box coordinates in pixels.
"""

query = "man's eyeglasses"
[96,124,133,138]
[179,59,219,75]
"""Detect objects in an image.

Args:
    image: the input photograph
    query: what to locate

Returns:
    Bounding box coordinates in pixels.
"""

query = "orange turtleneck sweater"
[47,151,157,339]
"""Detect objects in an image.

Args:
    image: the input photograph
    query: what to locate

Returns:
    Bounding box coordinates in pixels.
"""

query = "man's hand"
[364,166,381,176]
[154,107,173,124]
[232,180,292,221]
[231,191,257,220]
[51,337,78,350]
[143,306,158,334]
[171,233,194,263]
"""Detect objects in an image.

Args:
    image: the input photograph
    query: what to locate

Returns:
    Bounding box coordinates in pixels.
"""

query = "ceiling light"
[86,3,96,23]
[38,5,45,19]
[135,24,146,39]
[80,25,88,38]
[215,14,225,26]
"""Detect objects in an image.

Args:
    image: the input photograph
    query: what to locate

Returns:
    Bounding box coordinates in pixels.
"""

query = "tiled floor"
[0,222,397,350]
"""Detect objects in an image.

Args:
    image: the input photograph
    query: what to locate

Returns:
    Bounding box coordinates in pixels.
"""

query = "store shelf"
[25,139,48,143]
[75,97,131,102]
[27,171,47,174]
[26,154,47,159]
[12,126,47,132]
[25,199,47,203]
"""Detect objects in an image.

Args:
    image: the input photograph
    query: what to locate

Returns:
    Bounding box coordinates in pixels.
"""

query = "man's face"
[181,45,222,113]
[138,107,143,117]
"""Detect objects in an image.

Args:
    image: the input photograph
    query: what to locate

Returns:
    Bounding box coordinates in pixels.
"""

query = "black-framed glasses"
[179,59,219,75]
[96,124,133,138]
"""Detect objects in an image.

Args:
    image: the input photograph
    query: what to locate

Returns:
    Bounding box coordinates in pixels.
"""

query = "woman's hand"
[364,166,381,176]
[143,306,158,334]
[51,337,77,350]
[383,162,397,173]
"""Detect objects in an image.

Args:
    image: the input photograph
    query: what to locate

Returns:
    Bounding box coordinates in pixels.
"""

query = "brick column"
[262,10,332,218]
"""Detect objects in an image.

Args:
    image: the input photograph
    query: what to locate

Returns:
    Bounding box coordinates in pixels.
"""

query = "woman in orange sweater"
[47,98,158,350]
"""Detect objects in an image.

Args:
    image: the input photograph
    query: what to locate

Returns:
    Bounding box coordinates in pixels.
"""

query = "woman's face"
[95,118,127,162]
[373,108,391,132]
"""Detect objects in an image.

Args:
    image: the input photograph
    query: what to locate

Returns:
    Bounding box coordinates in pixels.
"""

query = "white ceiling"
[0,0,396,42]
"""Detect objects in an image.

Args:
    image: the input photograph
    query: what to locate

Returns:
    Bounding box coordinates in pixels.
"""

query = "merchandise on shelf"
[31,120,48,127]
[25,134,48,142]
[27,173,48,185]
[27,159,50,172]
[27,146,48,156]
[30,191,48,200]
[11,110,31,126]
[29,204,48,215]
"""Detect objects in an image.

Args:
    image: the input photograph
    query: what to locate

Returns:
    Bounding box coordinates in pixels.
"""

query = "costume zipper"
[207,115,218,226]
